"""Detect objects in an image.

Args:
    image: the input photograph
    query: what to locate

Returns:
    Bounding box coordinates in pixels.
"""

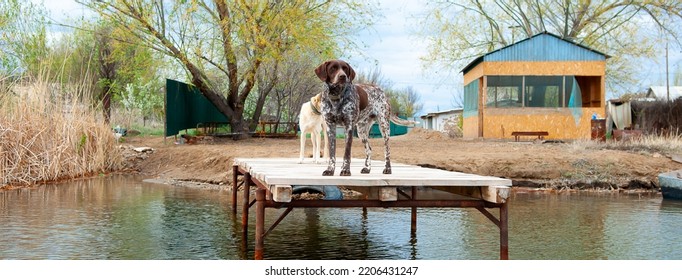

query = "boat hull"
[659,170,682,200]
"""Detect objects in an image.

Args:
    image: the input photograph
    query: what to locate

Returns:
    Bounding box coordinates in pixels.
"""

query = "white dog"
[298,93,329,163]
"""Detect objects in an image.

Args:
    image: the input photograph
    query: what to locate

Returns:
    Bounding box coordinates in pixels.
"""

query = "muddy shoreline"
[118,129,680,195]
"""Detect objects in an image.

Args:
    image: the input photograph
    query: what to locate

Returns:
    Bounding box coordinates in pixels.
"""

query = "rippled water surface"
[1,175,681,260]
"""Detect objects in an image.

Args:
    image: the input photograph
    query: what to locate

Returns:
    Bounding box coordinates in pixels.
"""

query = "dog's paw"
[340,169,351,176]
[322,169,334,176]
[361,167,370,174]
[382,168,392,174]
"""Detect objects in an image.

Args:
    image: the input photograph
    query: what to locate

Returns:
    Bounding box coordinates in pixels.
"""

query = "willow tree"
[79,0,373,139]
[421,0,682,94]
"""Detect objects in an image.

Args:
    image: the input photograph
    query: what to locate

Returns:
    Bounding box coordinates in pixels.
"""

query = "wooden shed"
[461,32,609,140]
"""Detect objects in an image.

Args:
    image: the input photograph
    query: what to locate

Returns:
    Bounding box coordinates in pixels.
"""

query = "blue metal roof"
[461,32,610,74]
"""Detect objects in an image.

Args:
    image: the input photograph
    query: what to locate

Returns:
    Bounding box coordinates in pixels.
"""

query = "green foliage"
[77,133,87,155]
[80,0,377,138]
[120,79,164,122]
[389,87,423,117]
[43,17,162,123]
[128,125,164,136]
[0,0,48,77]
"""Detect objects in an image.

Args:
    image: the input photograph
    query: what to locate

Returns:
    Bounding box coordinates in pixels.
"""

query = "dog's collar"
[328,93,342,101]
[310,101,322,115]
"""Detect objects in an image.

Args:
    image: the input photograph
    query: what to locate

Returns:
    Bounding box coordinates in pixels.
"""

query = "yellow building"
[461,32,608,140]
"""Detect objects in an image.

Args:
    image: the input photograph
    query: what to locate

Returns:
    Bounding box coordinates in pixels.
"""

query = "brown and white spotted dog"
[314,59,415,176]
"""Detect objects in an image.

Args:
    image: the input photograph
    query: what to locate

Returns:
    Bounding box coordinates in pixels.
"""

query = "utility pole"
[509,25,522,44]
[667,40,670,102]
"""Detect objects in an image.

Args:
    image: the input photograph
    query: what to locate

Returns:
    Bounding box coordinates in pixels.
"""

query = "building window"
[524,76,563,107]
[486,76,523,107]
[485,75,599,108]
[463,81,478,118]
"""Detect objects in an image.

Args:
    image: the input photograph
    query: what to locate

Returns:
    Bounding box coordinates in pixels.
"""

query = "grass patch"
[128,124,164,136]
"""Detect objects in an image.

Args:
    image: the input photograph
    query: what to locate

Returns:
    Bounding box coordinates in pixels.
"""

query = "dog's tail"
[389,114,419,127]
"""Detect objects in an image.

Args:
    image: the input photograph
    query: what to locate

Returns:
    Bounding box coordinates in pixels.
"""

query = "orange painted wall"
[463,107,606,140]
[462,60,607,140]
[463,117,479,137]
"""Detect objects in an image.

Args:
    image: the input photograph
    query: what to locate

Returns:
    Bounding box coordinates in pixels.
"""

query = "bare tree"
[356,65,395,89]
[257,51,324,126]
[356,67,423,117]
[451,90,464,109]
[390,86,423,117]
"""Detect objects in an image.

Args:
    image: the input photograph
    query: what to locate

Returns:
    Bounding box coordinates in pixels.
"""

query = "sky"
[39,0,682,116]
[344,1,461,116]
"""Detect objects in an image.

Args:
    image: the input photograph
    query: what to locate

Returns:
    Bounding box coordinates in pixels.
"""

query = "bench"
[511,131,548,142]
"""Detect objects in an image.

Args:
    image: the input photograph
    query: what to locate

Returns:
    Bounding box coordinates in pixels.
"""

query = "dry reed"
[570,132,682,157]
[1,77,124,188]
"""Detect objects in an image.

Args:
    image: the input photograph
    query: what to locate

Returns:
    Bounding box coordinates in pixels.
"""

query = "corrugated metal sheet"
[486,33,605,62]
[462,32,608,73]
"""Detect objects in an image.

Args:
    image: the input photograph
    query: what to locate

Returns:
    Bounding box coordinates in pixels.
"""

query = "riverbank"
[119,128,682,193]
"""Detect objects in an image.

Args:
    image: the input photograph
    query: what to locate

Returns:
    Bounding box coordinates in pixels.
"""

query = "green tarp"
[165,79,228,137]
[368,121,408,137]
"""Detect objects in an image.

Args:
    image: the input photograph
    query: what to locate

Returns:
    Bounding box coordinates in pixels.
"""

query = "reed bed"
[1,79,124,188]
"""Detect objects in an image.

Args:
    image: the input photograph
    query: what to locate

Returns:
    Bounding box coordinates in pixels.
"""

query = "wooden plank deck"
[234,157,512,203]
[232,157,513,260]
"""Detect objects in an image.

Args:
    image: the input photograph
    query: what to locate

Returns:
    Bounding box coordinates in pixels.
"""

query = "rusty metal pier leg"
[500,202,509,260]
[241,173,251,248]
[254,187,266,260]
[411,186,417,233]
[232,165,238,214]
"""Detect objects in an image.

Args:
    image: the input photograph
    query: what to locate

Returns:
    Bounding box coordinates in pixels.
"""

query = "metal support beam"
[264,207,294,239]
[232,165,238,214]
[500,202,509,260]
[241,172,251,247]
[411,186,417,233]
[262,199,492,208]
[255,187,266,260]
[475,206,501,228]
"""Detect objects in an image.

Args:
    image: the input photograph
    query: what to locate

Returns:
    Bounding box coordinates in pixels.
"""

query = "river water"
[1,175,681,260]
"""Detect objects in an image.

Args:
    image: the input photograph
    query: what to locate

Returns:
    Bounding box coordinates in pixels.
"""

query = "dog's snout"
[338,73,347,82]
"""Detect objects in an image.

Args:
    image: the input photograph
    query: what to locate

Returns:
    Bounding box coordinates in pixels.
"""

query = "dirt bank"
[120,128,682,192]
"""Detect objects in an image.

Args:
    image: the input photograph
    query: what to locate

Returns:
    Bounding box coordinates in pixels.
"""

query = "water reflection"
[1,175,681,260]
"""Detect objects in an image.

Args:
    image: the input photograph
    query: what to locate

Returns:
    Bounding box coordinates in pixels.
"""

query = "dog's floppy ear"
[314,61,329,82]
[344,61,356,82]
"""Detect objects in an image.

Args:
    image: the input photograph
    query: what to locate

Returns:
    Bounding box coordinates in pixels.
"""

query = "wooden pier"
[231,158,512,260]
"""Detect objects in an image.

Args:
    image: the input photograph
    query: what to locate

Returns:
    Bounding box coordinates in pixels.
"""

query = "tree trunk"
[230,104,247,140]
[250,90,268,132]
[102,86,112,124]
